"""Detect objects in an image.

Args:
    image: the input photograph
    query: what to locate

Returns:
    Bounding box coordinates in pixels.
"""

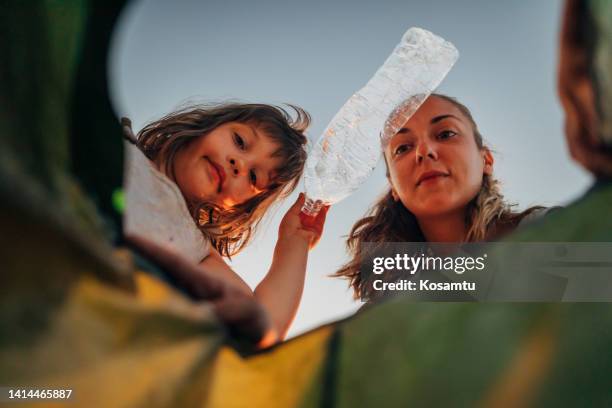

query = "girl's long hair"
[136,103,309,257]
[334,94,544,300]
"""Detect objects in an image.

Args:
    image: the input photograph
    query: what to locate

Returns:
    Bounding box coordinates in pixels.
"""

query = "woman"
[335,94,547,301]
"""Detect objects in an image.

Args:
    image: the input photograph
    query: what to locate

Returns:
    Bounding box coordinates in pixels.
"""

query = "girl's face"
[173,122,282,208]
[384,96,493,219]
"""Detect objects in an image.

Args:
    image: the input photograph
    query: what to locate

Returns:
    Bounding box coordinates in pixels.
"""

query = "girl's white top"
[123,142,210,264]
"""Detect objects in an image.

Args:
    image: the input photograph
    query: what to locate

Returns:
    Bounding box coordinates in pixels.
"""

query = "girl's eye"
[394,144,413,156]
[249,170,257,186]
[437,130,457,140]
[233,132,246,150]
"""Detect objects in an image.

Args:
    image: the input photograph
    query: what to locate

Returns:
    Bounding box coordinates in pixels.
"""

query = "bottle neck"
[301,196,324,216]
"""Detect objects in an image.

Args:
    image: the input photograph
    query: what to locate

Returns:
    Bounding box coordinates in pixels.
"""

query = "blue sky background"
[109,0,591,337]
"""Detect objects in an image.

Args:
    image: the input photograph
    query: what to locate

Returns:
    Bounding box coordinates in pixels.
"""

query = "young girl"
[335,94,547,302]
[130,102,327,341]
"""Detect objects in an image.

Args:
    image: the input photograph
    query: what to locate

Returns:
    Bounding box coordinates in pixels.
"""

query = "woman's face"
[172,122,282,208]
[384,96,493,219]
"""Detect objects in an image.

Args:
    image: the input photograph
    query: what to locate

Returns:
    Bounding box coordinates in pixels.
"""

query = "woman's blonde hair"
[136,103,310,257]
[334,94,543,300]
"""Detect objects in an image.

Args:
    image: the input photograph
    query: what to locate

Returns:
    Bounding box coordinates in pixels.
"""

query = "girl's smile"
[204,157,226,193]
[173,122,282,209]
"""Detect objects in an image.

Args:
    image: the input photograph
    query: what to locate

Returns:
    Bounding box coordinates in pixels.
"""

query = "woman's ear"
[384,154,400,202]
[483,148,494,175]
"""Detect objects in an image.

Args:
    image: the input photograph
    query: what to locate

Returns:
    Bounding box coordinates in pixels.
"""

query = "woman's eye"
[437,130,457,140]
[233,133,246,150]
[249,170,257,186]
[394,144,412,156]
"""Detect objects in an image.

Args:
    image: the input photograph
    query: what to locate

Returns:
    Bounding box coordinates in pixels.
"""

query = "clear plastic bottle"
[301,27,459,217]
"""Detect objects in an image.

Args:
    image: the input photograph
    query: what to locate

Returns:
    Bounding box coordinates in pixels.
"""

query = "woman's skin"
[384,96,494,242]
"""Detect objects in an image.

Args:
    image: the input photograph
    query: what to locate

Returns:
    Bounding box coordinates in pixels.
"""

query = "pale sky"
[109,0,591,337]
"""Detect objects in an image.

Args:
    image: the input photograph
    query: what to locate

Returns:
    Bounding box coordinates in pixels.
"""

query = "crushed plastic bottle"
[301,27,459,217]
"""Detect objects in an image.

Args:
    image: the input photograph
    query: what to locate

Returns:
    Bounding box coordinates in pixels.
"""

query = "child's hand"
[278,193,329,250]
[125,234,274,347]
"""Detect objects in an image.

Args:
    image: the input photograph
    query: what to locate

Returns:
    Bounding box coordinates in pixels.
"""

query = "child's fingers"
[298,204,329,235]
[287,192,306,215]
[321,205,330,217]
[297,192,306,207]
[125,234,224,300]
[299,227,324,250]
[312,205,330,229]
[213,288,271,345]
[128,234,272,346]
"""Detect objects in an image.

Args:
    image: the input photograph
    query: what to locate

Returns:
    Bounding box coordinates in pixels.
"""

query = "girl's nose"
[229,157,246,176]
[415,141,438,163]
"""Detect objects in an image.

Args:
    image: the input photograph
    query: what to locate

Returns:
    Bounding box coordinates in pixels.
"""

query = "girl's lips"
[205,158,226,193]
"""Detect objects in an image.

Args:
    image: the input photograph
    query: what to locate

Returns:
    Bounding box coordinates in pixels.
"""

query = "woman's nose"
[229,157,246,176]
[415,141,438,164]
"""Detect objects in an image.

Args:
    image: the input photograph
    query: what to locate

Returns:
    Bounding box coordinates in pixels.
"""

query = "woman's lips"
[416,170,449,186]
